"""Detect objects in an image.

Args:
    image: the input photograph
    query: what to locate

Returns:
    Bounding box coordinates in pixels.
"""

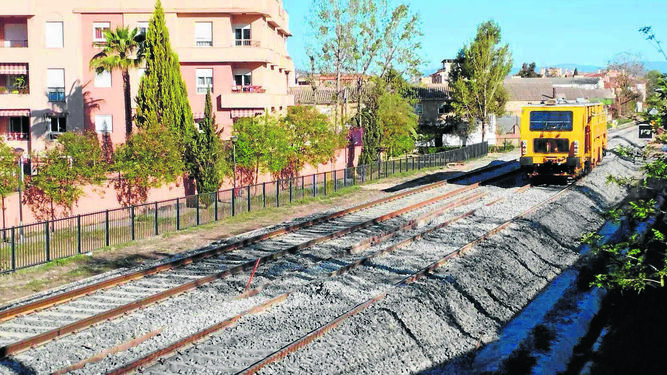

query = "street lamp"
[13,148,24,238]
[230,136,238,193]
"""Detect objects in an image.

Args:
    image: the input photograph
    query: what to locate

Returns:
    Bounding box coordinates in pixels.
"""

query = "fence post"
[196,195,200,226]
[392,160,395,175]
[370,163,373,181]
[77,215,82,254]
[247,186,251,213]
[384,160,388,177]
[324,173,327,196]
[412,156,414,171]
[214,193,219,221]
[313,175,316,197]
[130,206,136,241]
[353,166,357,185]
[231,191,235,217]
[301,176,305,198]
[45,221,51,262]
[334,170,337,192]
[154,202,159,236]
[262,182,266,208]
[176,198,182,228]
[104,210,110,247]
[10,227,15,271]
[289,179,293,203]
[276,180,280,207]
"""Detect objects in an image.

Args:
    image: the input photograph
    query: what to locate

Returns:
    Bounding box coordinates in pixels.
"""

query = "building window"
[138,68,146,79]
[95,115,112,134]
[47,68,65,102]
[415,103,423,115]
[196,69,213,94]
[50,116,66,138]
[136,22,149,36]
[45,22,64,48]
[195,22,212,47]
[94,70,112,88]
[234,25,251,46]
[234,71,252,88]
[438,104,447,114]
[93,22,110,43]
[8,117,29,139]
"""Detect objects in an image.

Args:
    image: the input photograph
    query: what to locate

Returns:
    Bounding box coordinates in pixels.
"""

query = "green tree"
[188,89,227,195]
[0,141,18,231]
[89,26,145,137]
[113,125,184,206]
[282,106,342,177]
[232,116,271,186]
[573,67,579,76]
[449,21,513,143]
[24,132,107,220]
[359,70,417,163]
[516,62,541,78]
[135,0,194,146]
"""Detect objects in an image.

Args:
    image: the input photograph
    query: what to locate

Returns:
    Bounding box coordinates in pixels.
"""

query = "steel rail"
[102,189,505,375]
[0,182,483,358]
[0,160,514,326]
[238,182,576,375]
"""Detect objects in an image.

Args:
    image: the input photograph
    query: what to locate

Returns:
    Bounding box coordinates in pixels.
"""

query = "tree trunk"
[122,69,133,138]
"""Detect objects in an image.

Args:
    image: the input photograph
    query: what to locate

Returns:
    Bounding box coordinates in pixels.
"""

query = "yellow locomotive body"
[519,102,607,177]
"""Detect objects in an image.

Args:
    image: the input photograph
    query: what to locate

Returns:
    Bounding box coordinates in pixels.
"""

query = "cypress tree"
[189,89,227,195]
[135,0,194,145]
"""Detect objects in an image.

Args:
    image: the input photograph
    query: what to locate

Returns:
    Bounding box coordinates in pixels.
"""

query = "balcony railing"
[232,85,266,93]
[1,40,28,48]
[0,87,29,95]
[196,86,213,95]
[5,132,29,141]
[235,40,261,47]
[196,40,213,47]
[47,87,65,102]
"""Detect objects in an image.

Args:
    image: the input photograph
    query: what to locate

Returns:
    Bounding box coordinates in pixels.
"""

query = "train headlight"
[521,140,527,156]
[573,141,579,155]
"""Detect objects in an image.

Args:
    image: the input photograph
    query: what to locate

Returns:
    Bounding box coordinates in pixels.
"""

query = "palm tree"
[90,26,145,137]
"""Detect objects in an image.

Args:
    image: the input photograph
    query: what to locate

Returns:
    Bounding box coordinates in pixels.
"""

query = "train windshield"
[530,111,573,131]
[534,138,570,153]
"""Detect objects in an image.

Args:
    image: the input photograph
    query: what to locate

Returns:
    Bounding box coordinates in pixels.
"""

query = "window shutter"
[47,69,65,88]
[45,22,63,48]
[194,22,212,41]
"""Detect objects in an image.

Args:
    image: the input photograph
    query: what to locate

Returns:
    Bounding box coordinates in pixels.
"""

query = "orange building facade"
[0,0,295,157]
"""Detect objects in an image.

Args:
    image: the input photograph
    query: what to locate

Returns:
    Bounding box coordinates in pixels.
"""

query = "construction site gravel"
[0,127,644,374]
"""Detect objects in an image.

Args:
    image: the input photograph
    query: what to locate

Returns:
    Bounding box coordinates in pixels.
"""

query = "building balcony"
[0,17,29,48]
[1,40,27,48]
[218,91,294,109]
[4,132,29,141]
[231,85,266,94]
[176,46,278,64]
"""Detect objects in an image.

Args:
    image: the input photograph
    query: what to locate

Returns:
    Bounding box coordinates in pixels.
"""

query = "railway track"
[0,127,640,375]
[0,161,518,364]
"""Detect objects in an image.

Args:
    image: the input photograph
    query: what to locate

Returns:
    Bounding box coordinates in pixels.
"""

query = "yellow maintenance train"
[519,102,608,178]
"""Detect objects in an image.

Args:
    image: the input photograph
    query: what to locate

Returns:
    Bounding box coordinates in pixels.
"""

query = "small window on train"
[530,111,573,131]
[534,138,570,153]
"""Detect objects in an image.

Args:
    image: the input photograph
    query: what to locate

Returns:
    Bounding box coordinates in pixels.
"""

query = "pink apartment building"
[0,0,295,159]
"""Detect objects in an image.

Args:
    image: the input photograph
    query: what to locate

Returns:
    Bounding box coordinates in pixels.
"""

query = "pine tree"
[135,0,194,145]
[188,89,227,195]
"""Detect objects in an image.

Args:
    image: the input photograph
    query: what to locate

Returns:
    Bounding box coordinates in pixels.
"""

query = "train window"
[534,138,569,153]
[530,111,573,131]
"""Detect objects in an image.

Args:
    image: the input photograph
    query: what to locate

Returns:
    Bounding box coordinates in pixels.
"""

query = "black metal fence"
[0,142,488,273]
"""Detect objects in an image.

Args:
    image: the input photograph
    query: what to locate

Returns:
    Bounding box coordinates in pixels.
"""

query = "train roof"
[522,101,604,108]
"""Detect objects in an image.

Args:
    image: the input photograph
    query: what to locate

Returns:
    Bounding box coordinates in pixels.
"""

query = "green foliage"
[516,62,542,78]
[0,141,18,200]
[232,116,278,185]
[358,71,418,163]
[24,132,108,220]
[629,200,656,220]
[588,227,667,293]
[90,26,145,137]
[135,0,194,146]
[282,106,342,176]
[187,89,227,194]
[449,20,512,142]
[113,125,184,206]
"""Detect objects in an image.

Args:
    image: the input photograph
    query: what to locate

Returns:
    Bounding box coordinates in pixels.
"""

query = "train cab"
[519,102,607,178]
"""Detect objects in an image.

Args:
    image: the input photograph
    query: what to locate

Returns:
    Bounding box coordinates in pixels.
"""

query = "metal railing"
[234,40,260,47]
[0,142,488,273]
[232,85,265,93]
[47,87,65,102]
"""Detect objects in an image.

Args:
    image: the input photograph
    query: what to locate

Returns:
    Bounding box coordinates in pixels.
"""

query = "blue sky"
[283,0,667,73]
